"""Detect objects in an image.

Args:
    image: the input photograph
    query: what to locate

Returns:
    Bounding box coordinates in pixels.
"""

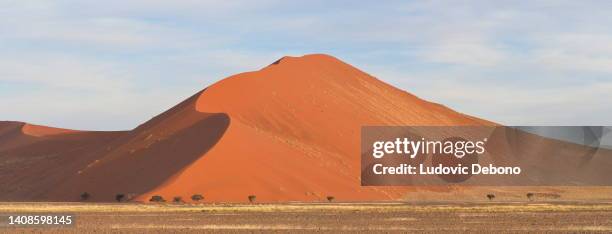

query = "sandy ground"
[1,202,612,233]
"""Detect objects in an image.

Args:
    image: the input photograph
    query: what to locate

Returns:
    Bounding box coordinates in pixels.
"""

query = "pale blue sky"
[1,1,611,130]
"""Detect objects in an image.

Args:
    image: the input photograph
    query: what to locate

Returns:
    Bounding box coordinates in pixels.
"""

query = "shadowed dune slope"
[0,122,124,201]
[44,92,230,201]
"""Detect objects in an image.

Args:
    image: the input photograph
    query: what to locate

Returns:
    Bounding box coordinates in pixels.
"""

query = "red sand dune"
[135,54,489,202]
[1,54,485,202]
[1,54,609,203]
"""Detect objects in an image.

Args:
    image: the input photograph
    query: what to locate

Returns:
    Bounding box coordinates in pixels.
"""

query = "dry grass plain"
[1,201,612,233]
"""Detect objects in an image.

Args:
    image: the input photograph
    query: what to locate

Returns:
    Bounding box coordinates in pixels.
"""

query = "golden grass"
[1,202,611,213]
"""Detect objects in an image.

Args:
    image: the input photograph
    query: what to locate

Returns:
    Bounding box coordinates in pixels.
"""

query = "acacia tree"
[191,194,204,202]
[80,192,90,201]
[115,194,125,202]
[150,195,166,202]
[248,195,256,203]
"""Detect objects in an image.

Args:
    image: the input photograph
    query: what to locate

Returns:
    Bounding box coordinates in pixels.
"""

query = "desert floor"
[1,202,612,233]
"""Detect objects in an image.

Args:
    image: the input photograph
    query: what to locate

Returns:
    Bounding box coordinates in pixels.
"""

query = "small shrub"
[248,195,256,203]
[486,194,495,201]
[527,193,534,201]
[173,196,183,203]
[191,194,204,202]
[326,196,335,202]
[115,194,125,202]
[80,192,90,201]
[150,195,166,202]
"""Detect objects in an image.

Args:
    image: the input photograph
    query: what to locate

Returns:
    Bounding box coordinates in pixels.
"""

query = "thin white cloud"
[0,54,130,92]
[420,41,507,67]
[529,34,612,73]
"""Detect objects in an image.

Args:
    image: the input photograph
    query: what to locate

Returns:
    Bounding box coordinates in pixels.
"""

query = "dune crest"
[21,123,77,137]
